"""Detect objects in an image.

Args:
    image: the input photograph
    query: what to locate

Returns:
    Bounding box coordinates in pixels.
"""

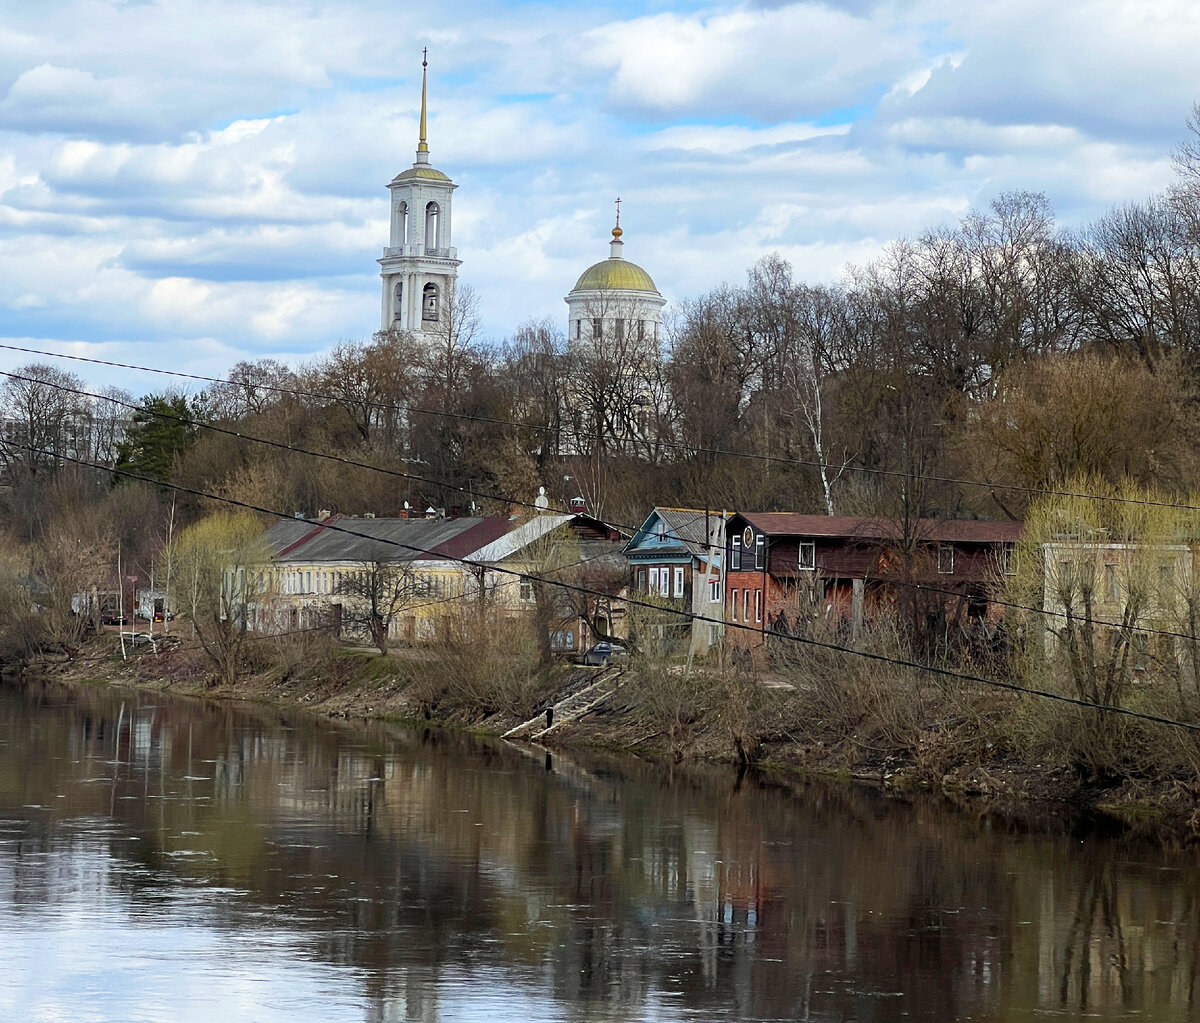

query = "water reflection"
[0,680,1197,1021]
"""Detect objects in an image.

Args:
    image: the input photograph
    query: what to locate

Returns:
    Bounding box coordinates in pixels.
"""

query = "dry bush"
[264,626,342,683]
[770,615,977,753]
[413,610,554,721]
[624,662,719,758]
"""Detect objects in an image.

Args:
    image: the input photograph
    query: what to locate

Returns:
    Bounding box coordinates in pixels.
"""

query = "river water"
[1,681,1198,1022]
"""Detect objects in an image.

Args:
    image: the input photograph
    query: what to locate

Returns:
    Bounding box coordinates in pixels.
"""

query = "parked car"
[579,642,628,666]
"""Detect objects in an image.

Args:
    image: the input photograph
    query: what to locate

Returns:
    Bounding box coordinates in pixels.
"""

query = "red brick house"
[723,513,1023,653]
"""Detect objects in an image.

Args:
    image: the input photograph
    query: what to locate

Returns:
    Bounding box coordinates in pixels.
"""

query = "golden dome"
[391,165,452,183]
[572,258,659,294]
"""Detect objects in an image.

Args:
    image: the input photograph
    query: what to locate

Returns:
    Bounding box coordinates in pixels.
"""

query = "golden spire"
[612,195,623,239]
[417,48,429,155]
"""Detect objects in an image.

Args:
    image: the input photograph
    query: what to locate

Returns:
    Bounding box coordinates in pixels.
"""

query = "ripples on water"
[0,680,1196,1022]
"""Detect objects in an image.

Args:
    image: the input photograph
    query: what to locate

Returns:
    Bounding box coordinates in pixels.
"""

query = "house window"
[592,318,603,339]
[659,567,671,594]
[709,579,721,603]
[637,568,647,592]
[937,544,955,574]
[1105,564,1120,603]
[731,536,742,571]
[1159,563,1174,601]
[673,566,684,598]
[732,589,740,621]
[755,534,765,570]
[656,522,668,542]
[798,542,815,571]
[519,576,533,602]
[575,319,581,340]
[1002,543,1017,576]
[754,589,762,623]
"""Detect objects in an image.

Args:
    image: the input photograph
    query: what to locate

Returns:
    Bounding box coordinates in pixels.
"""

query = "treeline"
[5,123,1200,550]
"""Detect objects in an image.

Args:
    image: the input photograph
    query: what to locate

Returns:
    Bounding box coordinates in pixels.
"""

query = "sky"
[0,0,1197,392]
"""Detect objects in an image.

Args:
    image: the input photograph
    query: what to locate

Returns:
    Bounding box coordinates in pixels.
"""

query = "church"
[378,57,665,349]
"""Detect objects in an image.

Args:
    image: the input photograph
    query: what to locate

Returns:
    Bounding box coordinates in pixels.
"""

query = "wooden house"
[623,508,726,657]
[723,513,1023,652]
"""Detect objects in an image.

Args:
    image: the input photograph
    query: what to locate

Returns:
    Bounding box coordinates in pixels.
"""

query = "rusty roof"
[735,513,1023,544]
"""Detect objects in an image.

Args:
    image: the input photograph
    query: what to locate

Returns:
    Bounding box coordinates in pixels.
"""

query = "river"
[0,680,1197,1022]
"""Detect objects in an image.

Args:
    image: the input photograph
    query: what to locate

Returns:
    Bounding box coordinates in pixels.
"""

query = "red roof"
[737,513,1023,544]
[428,517,513,559]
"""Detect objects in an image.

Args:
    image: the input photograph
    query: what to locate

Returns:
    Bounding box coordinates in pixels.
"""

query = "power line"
[4,340,1199,514]
[10,368,1200,650]
[8,369,1200,655]
[9,437,1200,736]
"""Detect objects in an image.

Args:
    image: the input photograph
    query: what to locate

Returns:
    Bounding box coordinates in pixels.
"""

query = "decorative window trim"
[937,544,955,575]
[798,541,816,572]
[1002,543,1018,576]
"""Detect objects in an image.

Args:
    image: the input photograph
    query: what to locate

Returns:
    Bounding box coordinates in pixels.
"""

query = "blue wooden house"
[623,508,727,656]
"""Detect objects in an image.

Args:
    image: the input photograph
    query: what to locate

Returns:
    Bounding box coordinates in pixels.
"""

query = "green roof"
[572,258,659,294]
[391,165,452,184]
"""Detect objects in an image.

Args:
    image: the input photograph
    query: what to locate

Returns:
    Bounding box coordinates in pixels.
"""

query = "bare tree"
[0,364,90,479]
[333,560,417,655]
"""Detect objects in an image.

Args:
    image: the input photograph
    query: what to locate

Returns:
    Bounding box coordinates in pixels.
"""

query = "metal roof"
[260,516,511,565]
[734,513,1023,544]
[625,507,725,559]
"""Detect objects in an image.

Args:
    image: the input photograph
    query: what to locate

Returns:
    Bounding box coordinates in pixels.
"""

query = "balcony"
[381,245,458,260]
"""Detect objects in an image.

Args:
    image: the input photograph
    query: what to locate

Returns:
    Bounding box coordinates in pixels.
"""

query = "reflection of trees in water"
[5,682,1200,1021]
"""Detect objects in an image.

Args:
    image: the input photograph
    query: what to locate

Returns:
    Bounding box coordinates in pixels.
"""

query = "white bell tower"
[379,51,461,338]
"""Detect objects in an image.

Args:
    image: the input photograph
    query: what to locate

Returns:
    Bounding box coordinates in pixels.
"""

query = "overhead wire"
[7,437,1200,736]
[5,367,1196,649]
[4,341,1200,514]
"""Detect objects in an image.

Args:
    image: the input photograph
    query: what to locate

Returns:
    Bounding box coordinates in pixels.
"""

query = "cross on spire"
[422,47,428,67]
[615,196,622,228]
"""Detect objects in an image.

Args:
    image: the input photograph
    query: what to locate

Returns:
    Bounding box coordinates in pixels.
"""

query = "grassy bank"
[22,625,1200,843]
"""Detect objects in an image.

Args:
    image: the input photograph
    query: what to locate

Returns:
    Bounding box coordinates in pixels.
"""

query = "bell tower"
[379,51,461,338]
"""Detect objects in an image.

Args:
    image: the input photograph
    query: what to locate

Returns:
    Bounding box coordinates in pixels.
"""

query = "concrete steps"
[502,668,622,742]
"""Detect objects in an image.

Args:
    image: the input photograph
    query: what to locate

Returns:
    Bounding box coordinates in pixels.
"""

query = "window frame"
[937,543,955,575]
[798,541,816,572]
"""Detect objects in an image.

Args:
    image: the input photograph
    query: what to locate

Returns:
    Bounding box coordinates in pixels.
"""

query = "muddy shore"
[20,638,1200,845]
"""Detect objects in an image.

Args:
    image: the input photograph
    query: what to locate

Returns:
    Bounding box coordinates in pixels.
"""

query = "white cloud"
[0,0,1196,369]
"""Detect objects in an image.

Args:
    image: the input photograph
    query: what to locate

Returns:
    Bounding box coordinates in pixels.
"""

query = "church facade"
[378,56,461,338]
[377,59,667,460]
[564,214,666,349]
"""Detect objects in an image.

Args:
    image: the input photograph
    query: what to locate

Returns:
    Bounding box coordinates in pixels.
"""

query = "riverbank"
[21,633,1200,844]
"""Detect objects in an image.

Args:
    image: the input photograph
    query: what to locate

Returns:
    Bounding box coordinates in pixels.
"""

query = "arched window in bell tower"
[393,281,404,322]
[397,201,408,246]
[422,282,439,321]
[425,202,440,252]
